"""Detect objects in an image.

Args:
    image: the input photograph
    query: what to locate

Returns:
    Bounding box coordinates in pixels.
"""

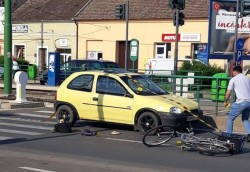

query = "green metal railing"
[0,65,234,116]
[146,73,233,116]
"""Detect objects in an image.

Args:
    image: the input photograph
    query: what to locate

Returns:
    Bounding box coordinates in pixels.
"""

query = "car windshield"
[120,75,168,95]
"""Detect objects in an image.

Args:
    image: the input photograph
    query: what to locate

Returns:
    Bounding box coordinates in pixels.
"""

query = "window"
[14,45,25,59]
[155,43,171,59]
[67,75,94,92]
[96,76,126,95]
[191,43,207,59]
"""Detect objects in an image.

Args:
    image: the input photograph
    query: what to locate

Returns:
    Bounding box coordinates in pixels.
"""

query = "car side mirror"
[125,92,134,98]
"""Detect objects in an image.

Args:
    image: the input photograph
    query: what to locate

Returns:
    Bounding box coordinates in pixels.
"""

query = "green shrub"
[0,56,29,71]
[16,58,29,71]
[178,60,225,86]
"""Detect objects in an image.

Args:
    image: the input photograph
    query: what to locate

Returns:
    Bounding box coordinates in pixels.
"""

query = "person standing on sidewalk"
[224,65,250,141]
[12,57,20,79]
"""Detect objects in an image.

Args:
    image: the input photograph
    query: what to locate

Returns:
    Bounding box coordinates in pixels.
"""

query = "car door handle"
[92,97,98,101]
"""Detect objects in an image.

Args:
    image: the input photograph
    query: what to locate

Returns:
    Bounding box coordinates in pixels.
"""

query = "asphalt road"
[0,107,250,172]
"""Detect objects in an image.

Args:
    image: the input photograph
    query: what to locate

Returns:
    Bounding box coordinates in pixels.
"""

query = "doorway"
[117,41,138,71]
[37,47,48,72]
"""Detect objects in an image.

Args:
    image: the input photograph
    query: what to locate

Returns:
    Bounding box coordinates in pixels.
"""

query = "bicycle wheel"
[195,140,230,155]
[142,125,175,147]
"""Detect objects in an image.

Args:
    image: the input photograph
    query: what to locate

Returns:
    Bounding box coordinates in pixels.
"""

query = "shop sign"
[60,39,68,47]
[12,25,28,33]
[180,34,201,42]
[162,34,180,42]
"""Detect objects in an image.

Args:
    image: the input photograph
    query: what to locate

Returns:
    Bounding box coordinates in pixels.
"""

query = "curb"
[1,101,45,109]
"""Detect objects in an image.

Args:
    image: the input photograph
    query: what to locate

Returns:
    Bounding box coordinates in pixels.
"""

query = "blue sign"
[197,49,209,65]
[237,38,244,50]
[236,50,242,62]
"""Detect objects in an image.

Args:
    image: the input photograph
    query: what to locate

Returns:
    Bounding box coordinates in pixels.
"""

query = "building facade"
[74,0,223,71]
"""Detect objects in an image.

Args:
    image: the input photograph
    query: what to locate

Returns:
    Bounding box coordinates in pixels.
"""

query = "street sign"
[130,39,139,62]
[236,50,242,65]
[237,38,244,50]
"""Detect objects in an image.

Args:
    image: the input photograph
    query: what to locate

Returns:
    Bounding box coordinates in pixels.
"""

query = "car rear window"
[67,74,94,92]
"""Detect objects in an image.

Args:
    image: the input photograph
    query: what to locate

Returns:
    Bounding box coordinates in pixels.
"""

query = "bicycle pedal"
[176,140,182,146]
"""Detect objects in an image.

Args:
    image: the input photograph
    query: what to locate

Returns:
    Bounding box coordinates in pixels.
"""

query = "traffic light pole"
[173,9,180,94]
[124,0,129,70]
[4,0,12,95]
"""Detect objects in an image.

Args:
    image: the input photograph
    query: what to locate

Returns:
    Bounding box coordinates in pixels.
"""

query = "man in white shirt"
[224,66,250,141]
[12,58,20,78]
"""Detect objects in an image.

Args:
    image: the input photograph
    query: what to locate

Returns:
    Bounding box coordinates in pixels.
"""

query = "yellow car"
[55,69,202,133]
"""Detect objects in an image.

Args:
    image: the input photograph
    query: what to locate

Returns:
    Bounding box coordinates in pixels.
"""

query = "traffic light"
[115,4,126,19]
[240,0,250,17]
[169,0,185,10]
[173,11,185,26]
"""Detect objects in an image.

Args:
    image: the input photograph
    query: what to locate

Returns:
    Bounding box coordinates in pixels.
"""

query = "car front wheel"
[55,105,76,125]
[137,111,160,134]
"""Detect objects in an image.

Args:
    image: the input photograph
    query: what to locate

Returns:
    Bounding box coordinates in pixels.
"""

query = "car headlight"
[169,107,182,114]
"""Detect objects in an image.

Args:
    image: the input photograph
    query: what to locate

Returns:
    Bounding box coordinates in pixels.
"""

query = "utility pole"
[125,0,129,70]
[40,21,44,70]
[41,21,43,48]
[4,0,12,95]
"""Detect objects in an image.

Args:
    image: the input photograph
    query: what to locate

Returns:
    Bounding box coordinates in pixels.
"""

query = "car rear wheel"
[137,112,160,134]
[56,105,76,126]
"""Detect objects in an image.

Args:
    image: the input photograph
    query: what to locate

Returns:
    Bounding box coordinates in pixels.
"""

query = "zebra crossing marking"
[0,129,44,135]
[0,136,14,141]
[0,122,53,130]
[36,111,54,113]
[16,113,55,119]
[0,116,55,124]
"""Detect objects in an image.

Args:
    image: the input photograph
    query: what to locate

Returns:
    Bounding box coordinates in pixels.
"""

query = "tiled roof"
[12,0,91,22]
[75,0,209,20]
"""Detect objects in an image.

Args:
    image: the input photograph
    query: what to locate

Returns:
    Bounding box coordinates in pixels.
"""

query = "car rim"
[58,109,70,122]
[140,116,155,132]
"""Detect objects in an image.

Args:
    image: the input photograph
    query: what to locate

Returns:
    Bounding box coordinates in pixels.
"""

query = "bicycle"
[142,125,244,155]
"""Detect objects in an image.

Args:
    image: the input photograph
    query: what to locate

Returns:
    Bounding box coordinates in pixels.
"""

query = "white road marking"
[0,116,55,124]
[105,137,142,143]
[0,136,14,141]
[17,113,55,119]
[0,122,53,130]
[0,129,44,135]
[19,167,55,172]
[105,137,172,146]
[203,109,229,115]
[36,111,54,114]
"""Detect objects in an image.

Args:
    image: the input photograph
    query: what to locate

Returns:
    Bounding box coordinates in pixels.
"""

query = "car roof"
[72,69,139,77]
[68,59,116,63]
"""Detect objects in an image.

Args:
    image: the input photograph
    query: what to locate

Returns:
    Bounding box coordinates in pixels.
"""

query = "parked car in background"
[38,59,121,85]
[0,67,4,79]
[54,69,203,133]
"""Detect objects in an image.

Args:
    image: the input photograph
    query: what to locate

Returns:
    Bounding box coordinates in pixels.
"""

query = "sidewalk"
[0,82,247,134]
[0,82,57,108]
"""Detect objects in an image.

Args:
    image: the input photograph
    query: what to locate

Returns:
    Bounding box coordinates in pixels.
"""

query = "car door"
[91,76,134,124]
[65,74,96,120]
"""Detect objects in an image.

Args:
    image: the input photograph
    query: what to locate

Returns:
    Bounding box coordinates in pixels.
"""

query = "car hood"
[136,94,199,111]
